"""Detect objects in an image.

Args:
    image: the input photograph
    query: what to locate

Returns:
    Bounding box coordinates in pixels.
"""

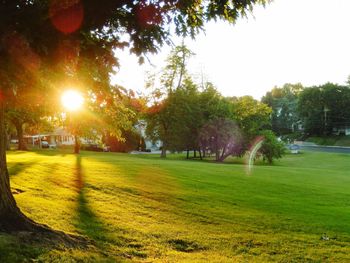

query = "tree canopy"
[0,0,270,233]
[298,83,350,136]
[262,83,302,136]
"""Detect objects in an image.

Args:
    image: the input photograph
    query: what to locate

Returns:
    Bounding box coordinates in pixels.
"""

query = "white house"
[135,120,162,152]
[24,127,75,147]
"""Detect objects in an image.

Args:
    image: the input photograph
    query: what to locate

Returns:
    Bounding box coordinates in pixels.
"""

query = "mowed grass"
[2,149,350,262]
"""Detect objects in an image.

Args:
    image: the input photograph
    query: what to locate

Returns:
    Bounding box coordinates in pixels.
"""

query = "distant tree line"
[5,43,287,163]
[262,82,350,138]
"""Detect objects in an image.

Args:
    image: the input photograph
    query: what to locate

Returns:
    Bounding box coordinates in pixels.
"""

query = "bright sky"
[111,0,350,99]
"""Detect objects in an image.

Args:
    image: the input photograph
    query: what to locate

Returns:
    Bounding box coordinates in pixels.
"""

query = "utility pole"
[324,106,330,134]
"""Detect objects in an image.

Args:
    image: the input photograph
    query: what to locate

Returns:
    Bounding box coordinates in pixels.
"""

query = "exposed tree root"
[0,212,91,249]
[15,229,92,249]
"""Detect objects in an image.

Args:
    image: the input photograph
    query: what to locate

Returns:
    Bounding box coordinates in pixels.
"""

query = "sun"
[61,90,84,111]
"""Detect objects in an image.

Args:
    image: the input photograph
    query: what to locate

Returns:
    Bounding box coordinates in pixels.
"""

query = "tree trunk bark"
[74,135,80,154]
[0,99,41,231]
[220,145,226,160]
[218,154,228,162]
[5,127,10,151]
[186,149,189,159]
[161,148,166,158]
[176,46,186,89]
[38,136,42,149]
[198,148,202,160]
[14,121,27,151]
[161,142,166,158]
[215,140,219,161]
[194,149,196,158]
[0,100,91,249]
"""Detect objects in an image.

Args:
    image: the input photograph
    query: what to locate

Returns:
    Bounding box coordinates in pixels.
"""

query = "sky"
[111,0,350,100]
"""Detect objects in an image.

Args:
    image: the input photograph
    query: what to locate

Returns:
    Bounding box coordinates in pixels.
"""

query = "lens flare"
[246,136,264,175]
[61,90,84,111]
[49,0,84,34]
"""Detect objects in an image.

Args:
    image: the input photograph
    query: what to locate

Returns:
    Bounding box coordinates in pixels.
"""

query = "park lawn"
[1,150,350,262]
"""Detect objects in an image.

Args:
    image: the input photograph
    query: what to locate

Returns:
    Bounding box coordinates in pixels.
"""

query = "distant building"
[24,127,75,147]
[292,120,304,132]
[332,126,350,136]
[24,127,99,148]
[135,120,162,152]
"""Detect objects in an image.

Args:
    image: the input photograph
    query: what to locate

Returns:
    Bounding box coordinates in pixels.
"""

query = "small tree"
[258,130,285,164]
[145,99,175,158]
[199,118,243,162]
[145,44,196,158]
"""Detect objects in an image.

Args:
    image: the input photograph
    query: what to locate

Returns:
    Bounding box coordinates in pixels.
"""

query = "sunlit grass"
[2,149,350,262]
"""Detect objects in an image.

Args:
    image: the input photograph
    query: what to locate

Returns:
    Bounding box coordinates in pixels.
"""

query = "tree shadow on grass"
[73,156,148,261]
[74,155,111,244]
[8,162,37,177]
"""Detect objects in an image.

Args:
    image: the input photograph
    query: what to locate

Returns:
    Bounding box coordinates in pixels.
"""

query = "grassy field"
[2,149,350,262]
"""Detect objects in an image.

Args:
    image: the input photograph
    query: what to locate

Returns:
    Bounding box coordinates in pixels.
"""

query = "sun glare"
[61,90,84,111]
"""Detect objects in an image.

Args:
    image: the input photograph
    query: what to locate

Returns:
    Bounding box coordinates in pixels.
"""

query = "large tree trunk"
[74,135,80,154]
[0,101,83,240]
[5,127,10,150]
[0,101,90,248]
[14,121,27,151]
[0,100,39,231]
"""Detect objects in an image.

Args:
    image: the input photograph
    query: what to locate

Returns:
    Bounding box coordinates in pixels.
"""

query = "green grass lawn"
[2,149,350,262]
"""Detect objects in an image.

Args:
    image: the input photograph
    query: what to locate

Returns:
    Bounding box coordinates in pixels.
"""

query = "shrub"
[258,130,285,164]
